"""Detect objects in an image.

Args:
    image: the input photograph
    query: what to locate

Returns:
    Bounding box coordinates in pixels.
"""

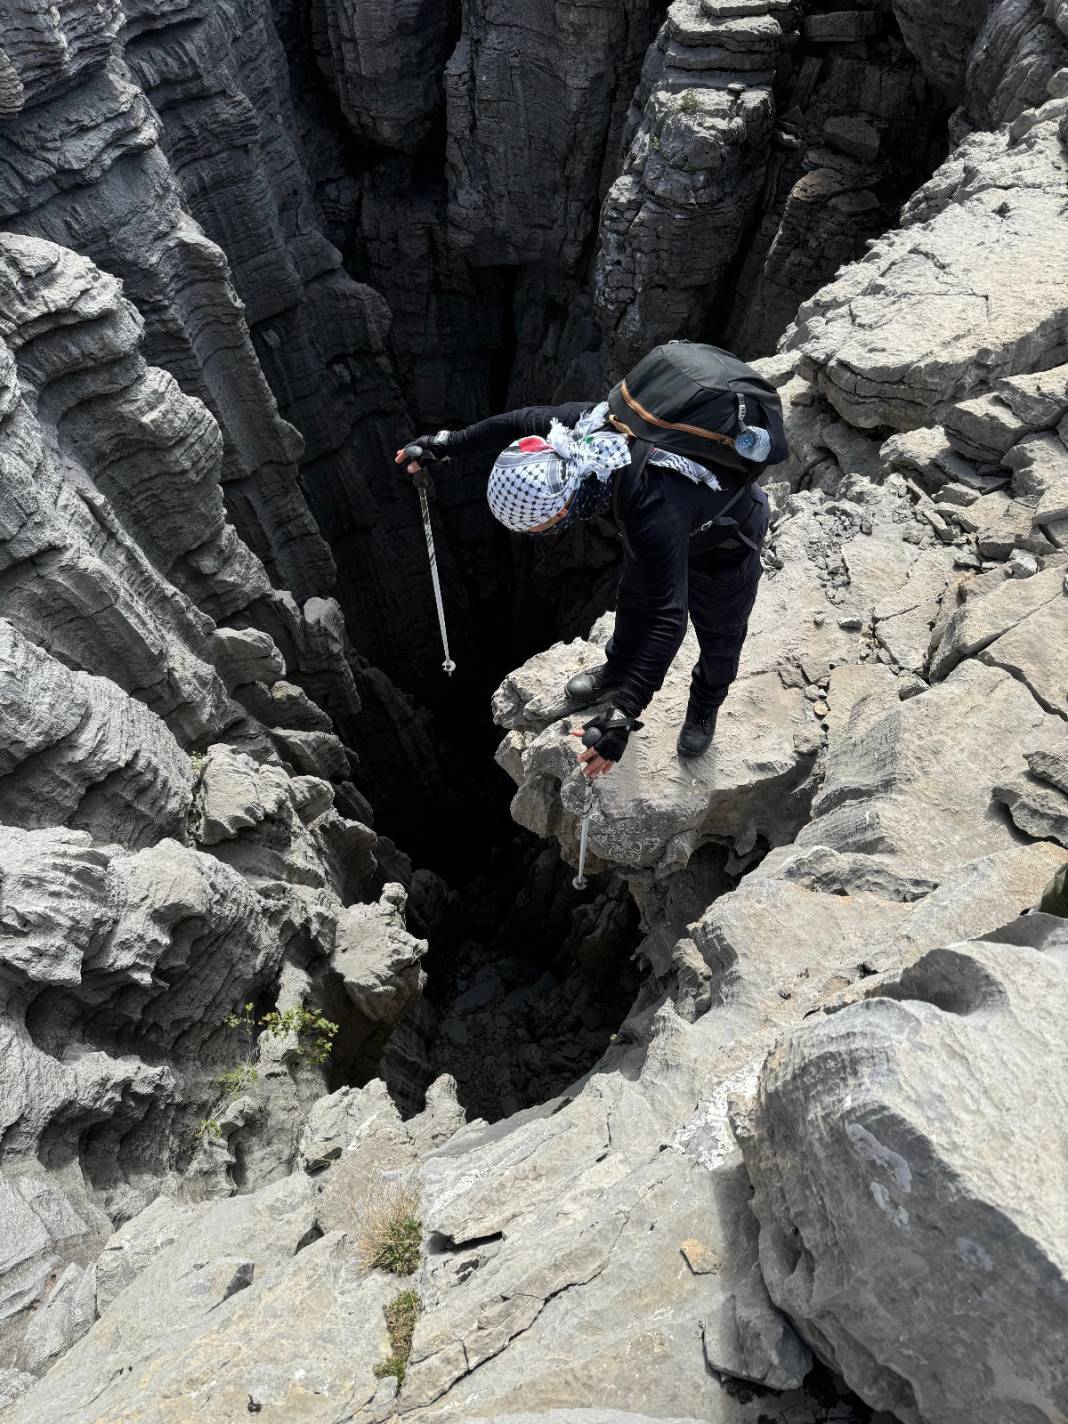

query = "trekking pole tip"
[572,874,588,891]
[442,658,457,675]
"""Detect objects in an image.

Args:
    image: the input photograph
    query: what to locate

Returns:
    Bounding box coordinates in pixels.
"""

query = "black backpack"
[607,342,787,553]
[606,341,787,479]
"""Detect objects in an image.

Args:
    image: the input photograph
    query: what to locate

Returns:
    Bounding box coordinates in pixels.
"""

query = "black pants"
[604,540,764,719]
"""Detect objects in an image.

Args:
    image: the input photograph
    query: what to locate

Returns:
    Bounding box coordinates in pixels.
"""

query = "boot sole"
[676,740,713,758]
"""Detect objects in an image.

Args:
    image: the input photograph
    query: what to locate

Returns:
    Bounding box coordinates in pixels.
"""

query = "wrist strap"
[599,708,644,733]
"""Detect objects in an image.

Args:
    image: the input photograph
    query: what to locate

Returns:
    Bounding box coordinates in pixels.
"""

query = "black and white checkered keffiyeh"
[487,402,721,532]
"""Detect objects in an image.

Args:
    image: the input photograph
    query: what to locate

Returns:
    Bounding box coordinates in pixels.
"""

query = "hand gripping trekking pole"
[571,726,602,890]
[404,447,456,676]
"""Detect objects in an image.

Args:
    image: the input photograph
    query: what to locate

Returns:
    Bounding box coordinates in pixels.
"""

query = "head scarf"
[487,401,629,532]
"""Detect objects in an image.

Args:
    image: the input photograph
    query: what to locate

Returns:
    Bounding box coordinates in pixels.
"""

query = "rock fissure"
[1,0,1067,1420]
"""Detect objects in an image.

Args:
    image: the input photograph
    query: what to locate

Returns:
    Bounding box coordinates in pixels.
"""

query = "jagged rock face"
[446,0,654,273]
[890,0,991,100]
[0,38,332,602]
[0,231,429,1373]
[4,0,1068,1421]
[311,0,454,152]
[786,90,1068,430]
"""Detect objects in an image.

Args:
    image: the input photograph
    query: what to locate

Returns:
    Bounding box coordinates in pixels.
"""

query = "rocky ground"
[1,1,1067,1423]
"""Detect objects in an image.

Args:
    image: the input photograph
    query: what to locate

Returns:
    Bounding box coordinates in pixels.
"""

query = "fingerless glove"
[407,430,452,464]
[583,707,644,763]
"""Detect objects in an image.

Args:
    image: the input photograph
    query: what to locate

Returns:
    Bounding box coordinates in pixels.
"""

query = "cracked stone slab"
[799,659,1062,877]
[928,562,1064,680]
[785,99,1068,430]
[975,590,1068,716]
[4,1176,398,1424]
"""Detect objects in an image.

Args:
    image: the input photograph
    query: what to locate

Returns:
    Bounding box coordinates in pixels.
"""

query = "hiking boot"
[564,662,620,705]
[676,709,718,759]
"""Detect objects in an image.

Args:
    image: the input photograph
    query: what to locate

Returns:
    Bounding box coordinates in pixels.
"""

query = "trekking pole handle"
[403,442,450,468]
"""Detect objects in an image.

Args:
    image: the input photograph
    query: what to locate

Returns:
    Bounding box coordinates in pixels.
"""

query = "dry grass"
[354,1171,422,1276]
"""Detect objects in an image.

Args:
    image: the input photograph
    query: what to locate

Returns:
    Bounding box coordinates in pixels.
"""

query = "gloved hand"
[571,707,644,777]
[395,431,451,475]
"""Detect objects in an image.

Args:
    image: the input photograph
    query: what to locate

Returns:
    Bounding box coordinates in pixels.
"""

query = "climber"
[396,343,787,778]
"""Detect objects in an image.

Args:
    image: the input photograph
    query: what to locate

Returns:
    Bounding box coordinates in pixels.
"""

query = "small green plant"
[195,1064,258,1143]
[649,133,661,151]
[356,1173,422,1276]
[373,1215,421,1276]
[260,1006,338,1066]
[224,1003,338,1067]
[188,751,206,777]
[196,1001,336,1144]
[373,1290,421,1387]
[678,89,699,115]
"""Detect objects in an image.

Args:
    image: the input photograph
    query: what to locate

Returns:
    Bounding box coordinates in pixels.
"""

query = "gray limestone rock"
[195,745,290,846]
[944,363,1068,462]
[889,0,990,100]
[334,884,427,1025]
[0,621,193,848]
[595,47,778,374]
[786,99,1068,430]
[928,562,1065,680]
[993,775,1068,845]
[21,1262,97,1371]
[312,0,452,151]
[735,924,1068,1424]
[1028,746,1068,794]
[975,590,1068,715]
[95,1196,207,1315]
[446,0,653,274]
[799,658,1062,876]
[5,1176,398,1424]
[0,1369,35,1409]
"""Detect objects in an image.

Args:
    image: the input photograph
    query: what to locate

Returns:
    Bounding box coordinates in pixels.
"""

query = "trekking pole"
[571,726,602,890]
[404,447,456,676]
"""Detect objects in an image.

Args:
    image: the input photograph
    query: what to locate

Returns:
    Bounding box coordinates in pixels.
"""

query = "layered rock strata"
[3,1,1068,1422]
[0,231,432,1375]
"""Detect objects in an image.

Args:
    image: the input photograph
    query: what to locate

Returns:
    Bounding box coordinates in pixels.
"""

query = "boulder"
[333,883,427,1025]
[735,920,1068,1424]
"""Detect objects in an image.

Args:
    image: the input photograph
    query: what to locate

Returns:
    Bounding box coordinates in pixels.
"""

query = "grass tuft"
[356,1173,422,1276]
[374,1289,421,1387]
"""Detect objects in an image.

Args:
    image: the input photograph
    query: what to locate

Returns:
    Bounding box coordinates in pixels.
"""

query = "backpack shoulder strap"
[690,477,761,552]
[612,438,654,529]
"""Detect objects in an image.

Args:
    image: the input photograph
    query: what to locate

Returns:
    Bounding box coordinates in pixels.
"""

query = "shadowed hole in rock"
[876,947,1009,1017]
[377,836,644,1124]
[425,1229,504,1256]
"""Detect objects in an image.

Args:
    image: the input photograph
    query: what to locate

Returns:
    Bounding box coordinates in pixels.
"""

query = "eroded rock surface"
[4,0,1068,1421]
[735,916,1068,1424]
[0,229,427,1374]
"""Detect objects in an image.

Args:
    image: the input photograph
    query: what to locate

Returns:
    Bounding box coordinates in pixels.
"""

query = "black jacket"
[447,403,768,717]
